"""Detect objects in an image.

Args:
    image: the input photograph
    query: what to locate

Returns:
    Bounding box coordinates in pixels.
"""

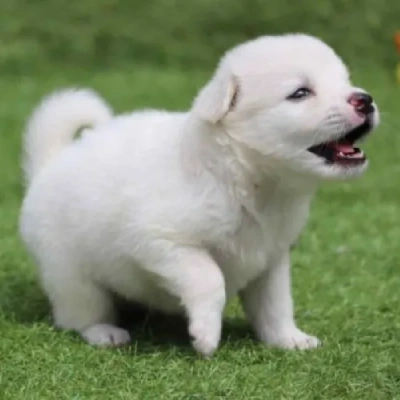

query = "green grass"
[1,63,400,399]
[1,0,399,72]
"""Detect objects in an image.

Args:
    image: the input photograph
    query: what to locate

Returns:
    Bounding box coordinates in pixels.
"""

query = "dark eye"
[287,87,312,100]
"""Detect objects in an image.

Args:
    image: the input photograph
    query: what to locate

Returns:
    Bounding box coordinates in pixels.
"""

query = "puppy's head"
[191,34,379,181]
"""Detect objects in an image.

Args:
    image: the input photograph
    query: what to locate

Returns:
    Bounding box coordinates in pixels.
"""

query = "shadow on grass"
[0,273,50,324]
[115,299,253,356]
[0,275,253,355]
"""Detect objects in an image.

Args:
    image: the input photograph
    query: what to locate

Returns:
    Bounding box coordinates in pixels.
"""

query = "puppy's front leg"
[147,246,226,357]
[240,252,320,350]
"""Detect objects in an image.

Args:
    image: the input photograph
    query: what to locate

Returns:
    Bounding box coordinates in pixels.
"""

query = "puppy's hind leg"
[40,256,131,347]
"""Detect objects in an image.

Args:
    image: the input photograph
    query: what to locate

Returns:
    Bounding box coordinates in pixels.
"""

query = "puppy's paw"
[263,327,321,350]
[81,324,131,347]
[189,319,220,357]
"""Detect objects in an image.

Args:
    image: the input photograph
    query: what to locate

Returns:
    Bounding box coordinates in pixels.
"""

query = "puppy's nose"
[348,92,374,115]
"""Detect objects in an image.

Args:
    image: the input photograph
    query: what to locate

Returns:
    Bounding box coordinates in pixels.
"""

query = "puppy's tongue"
[326,141,365,162]
[328,141,355,154]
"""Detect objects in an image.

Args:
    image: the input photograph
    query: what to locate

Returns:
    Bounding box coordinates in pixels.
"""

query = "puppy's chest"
[212,198,309,296]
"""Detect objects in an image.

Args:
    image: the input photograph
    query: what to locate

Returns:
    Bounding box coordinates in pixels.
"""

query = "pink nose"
[348,92,374,115]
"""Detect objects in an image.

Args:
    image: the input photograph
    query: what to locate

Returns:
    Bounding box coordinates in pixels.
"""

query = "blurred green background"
[1,0,399,73]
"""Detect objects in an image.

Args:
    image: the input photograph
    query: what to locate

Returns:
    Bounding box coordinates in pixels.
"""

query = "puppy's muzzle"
[348,92,374,116]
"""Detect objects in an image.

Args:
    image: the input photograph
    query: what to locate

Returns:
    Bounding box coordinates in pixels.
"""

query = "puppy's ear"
[192,73,238,124]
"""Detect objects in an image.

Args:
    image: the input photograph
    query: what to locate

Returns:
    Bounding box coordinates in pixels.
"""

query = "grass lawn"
[0,64,400,399]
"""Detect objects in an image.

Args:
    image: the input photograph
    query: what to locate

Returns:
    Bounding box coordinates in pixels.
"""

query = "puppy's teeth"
[349,151,365,159]
[338,152,344,156]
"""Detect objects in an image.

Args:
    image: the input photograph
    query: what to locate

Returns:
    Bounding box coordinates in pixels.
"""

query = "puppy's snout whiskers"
[313,112,348,144]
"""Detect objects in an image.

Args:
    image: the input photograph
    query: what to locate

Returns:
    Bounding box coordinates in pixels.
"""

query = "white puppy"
[19,33,379,356]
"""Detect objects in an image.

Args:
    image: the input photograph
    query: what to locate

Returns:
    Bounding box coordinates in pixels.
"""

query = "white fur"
[19,34,380,356]
[22,89,113,186]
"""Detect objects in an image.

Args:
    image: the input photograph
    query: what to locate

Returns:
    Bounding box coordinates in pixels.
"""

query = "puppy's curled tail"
[22,88,113,186]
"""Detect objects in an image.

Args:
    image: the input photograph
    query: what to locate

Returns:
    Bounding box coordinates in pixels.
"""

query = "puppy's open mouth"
[307,120,372,166]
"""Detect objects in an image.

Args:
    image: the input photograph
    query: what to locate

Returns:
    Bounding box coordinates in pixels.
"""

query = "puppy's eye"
[287,88,312,100]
